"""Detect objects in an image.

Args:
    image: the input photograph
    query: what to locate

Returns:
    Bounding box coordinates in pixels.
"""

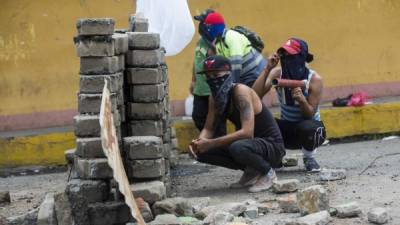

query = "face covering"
[207,24,225,41]
[280,53,309,105]
[206,73,234,115]
[199,23,214,45]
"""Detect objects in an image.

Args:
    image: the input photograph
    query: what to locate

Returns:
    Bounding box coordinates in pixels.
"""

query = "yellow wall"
[1,0,400,121]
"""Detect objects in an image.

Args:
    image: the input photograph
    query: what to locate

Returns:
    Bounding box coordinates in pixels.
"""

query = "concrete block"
[162,128,171,143]
[333,202,361,218]
[125,67,164,84]
[64,149,75,164]
[80,55,124,75]
[66,179,109,204]
[128,32,160,49]
[278,194,299,213]
[76,18,114,36]
[272,179,300,193]
[37,193,57,225]
[88,202,132,225]
[75,158,113,179]
[112,33,129,55]
[75,137,105,158]
[127,102,165,120]
[163,143,171,159]
[129,15,149,32]
[124,136,163,159]
[79,72,123,93]
[131,181,166,204]
[126,49,165,67]
[297,185,330,216]
[130,84,165,103]
[74,114,120,137]
[319,168,346,181]
[78,93,117,114]
[368,207,389,224]
[129,120,164,136]
[171,138,179,150]
[127,158,165,179]
[74,34,127,57]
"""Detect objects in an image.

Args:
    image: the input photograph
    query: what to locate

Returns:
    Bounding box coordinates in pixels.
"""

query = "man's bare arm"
[293,73,323,118]
[211,85,255,148]
[253,67,281,98]
[199,96,215,139]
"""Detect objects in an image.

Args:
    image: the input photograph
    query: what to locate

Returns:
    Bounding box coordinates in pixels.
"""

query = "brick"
[130,84,165,103]
[129,120,164,136]
[75,158,112,179]
[76,18,114,36]
[129,15,149,32]
[66,179,109,204]
[78,93,117,114]
[88,202,132,225]
[127,32,160,50]
[127,102,165,120]
[74,34,127,57]
[74,114,120,137]
[131,181,166,204]
[79,72,123,93]
[126,49,165,67]
[125,67,164,84]
[123,136,163,159]
[80,55,124,75]
[75,137,105,158]
[127,158,165,179]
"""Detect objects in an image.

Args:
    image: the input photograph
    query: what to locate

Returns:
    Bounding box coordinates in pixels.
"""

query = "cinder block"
[75,137,105,158]
[75,158,112,179]
[162,128,171,143]
[112,33,129,55]
[78,93,117,114]
[126,49,165,67]
[76,18,114,36]
[127,158,165,179]
[66,179,109,204]
[130,84,165,103]
[74,33,128,57]
[123,136,163,160]
[80,73,123,93]
[171,138,179,150]
[127,102,165,120]
[88,202,132,225]
[163,143,171,159]
[118,105,126,123]
[80,55,124,75]
[127,32,160,50]
[74,114,120,137]
[129,120,164,136]
[131,181,166,204]
[129,15,149,32]
[117,88,124,106]
[125,67,164,84]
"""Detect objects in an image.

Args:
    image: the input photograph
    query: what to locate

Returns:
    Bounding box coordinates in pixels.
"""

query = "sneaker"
[248,169,277,193]
[230,167,260,189]
[303,157,321,172]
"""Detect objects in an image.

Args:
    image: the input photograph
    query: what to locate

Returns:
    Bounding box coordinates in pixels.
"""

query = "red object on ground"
[347,92,370,106]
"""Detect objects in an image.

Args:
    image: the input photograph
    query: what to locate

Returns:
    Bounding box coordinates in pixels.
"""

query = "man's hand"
[292,87,307,103]
[191,138,213,154]
[266,53,280,70]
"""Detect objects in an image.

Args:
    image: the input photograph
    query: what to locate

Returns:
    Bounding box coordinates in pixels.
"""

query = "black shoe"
[303,157,321,172]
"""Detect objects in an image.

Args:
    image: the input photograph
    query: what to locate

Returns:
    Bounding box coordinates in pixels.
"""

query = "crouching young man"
[190,55,285,193]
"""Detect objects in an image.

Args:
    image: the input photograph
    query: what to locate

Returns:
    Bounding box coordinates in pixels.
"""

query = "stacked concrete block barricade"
[64,15,180,225]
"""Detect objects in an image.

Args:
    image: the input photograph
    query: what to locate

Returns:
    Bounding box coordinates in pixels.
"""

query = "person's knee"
[228,140,250,159]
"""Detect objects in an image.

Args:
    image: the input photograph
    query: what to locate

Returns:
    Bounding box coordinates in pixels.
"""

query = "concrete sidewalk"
[1,96,400,167]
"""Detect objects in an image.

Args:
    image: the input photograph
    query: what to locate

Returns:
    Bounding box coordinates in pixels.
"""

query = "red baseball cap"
[204,12,225,25]
[278,38,301,55]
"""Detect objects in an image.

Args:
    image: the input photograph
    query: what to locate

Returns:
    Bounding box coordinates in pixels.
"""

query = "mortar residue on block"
[123,136,163,159]
[125,67,164,84]
[129,84,165,103]
[128,120,164,137]
[76,18,115,36]
[127,32,160,50]
[80,72,123,93]
[75,158,113,179]
[80,55,124,75]
[126,49,165,68]
[74,114,120,137]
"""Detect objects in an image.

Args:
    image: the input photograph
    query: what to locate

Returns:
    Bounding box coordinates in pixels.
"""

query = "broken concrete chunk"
[0,191,11,204]
[130,83,166,103]
[80,55,124,75]
[196,202,247,219]
[75,158,113,179]
[128,32,160,50]
[283,155,299,167]
[272,179,300,193]
[37,193,57,225]
[333,201,361,218]
[203,211,235,225]
[187,197,211,214]
[278,194,299,213]
[297,185,329,216]
[125,67,164,84]
[243,205,258,219]
[368,207,389,224]
[76,18,115,36]
[54,192,73,225]
[80,72,123,93]
[7,208,38,225]
[126,158,165,179]
[152,197,193,217]
[131,181,166,204]
[149,214,179,225]
[319,168,346,181]
[124,136,163,159]
[284,210,331,225]
[126,49,165,67]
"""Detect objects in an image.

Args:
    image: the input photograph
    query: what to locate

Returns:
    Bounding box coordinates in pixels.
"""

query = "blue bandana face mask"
[206,24,225,41]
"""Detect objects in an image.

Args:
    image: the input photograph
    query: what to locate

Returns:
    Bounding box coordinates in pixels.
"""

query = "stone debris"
[297,185,329,215]
[0,190,11,204]
[278,194,299,213]
[333,201,361,218]
[276,210,331,225]
[197,202,247,219]
[319,169,346,181]
[37,193,57,225]
[149,214,180,225]
[243,205,258,219]
[272,179,300,193]
[7,208,39,225]
[203,211,235,225]
[152,197,194,217]
[282,156,299,167]
[368,207,389,224]
[54,192,73,225]
[141,201,154,222]
[188,197,211,214]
